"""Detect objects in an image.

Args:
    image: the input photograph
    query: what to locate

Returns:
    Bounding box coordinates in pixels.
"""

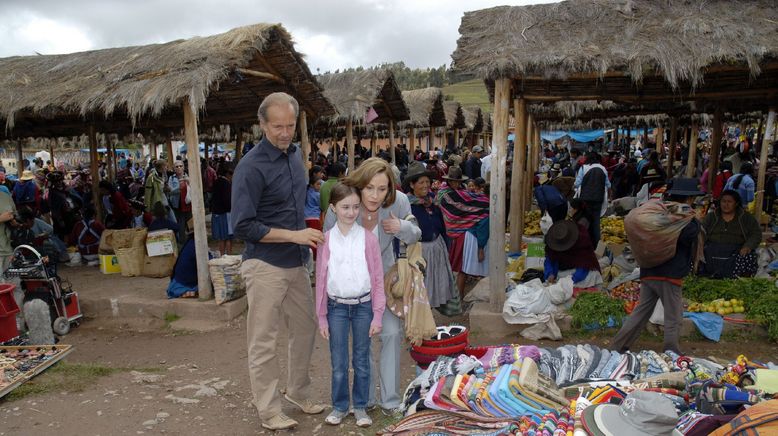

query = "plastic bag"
[540,212,553,235]
[502,279,554,324]
[624,200,696,268]
[209,255,246,305]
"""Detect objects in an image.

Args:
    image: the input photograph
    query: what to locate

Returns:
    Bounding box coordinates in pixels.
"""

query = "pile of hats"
[416,356,569,420]
[410,325,468,369]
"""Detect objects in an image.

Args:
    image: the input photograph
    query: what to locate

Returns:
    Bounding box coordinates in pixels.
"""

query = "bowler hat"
[404,161,436,185]
[666,177,704,197]
[545,220,578,252]
[442,165,468,182]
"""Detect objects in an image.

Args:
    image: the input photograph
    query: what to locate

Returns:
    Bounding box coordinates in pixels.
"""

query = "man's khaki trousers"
[242,258,317,420]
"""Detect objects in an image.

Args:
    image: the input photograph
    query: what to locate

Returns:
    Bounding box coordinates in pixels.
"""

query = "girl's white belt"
[329,292,371,305]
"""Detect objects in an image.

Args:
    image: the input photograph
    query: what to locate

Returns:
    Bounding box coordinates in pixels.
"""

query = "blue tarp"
[541,130,605,143]
[178,143,226,154]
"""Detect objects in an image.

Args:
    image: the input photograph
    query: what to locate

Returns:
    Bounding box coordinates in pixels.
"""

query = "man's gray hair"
[257,92,299,122]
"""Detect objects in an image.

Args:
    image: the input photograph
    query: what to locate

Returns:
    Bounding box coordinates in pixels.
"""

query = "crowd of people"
[0,148,235,277]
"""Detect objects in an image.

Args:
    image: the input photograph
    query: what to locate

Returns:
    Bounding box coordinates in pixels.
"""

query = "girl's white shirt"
[326,223,372,299]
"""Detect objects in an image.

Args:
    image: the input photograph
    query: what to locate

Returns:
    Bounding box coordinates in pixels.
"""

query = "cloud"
[0,0,555,71]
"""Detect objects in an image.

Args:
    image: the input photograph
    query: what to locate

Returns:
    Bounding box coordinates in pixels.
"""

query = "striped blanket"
[436,184,489,238]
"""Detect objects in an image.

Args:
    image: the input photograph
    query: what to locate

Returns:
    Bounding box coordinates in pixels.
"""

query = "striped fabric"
[436,184,489,238]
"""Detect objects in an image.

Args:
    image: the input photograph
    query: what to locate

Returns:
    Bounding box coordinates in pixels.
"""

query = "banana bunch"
[600,216,626,244]
[524,210,542,236]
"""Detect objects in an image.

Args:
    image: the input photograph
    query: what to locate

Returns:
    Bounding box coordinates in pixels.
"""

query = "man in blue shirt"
[231,93,325,431]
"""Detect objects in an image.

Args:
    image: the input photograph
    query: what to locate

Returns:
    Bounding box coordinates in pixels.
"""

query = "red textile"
[448,233,466,272]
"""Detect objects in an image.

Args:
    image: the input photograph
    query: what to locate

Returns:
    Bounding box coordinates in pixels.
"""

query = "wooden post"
[508,97,527,252]
[408,127,416,158]
[88,126,103,222]
[614,125,620,148]
[370,129,377,157]
[454,128,460,150]
[755,108,777,220]
[49,141,55,168]
[525,117,536,212]
[389,120,396,164]
[15,140,23,178]
[687,123,699,177]
[644,125,649,148]
[183,98,212,300]
[655,127,664,153]
[346,118,355,172]
[166,136,174,167]
[489,78,510,312]
[150,141,157,162]
[708,108,723,192]
[428,127,434,152]
[234,128,243,166]
[299,111,311,166]
[755,116,765,154]
[667,117,678,178]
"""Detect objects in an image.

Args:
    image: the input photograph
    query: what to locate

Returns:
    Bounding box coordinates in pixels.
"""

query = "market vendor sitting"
[12,206,69,263]
[700,189,762,278]
[543,220,603,289]
[167,219,210,298]
[67,205,105,263]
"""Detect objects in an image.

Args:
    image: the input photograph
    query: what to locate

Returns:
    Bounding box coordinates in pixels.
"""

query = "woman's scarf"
[436,183,489,238]
[407,192,435,209]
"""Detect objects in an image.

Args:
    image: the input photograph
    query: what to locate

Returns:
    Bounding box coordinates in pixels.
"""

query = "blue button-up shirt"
[231,138,308,268]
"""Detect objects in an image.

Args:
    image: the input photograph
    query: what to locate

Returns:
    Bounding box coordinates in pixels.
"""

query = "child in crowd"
[305,176,323,230]
[467,177,487,195]
[315,183,385,428]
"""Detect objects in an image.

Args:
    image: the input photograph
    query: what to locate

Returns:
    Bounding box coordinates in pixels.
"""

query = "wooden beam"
[15,141,23,179]
[389,120,396,164]
[166,135,175,167]
[370,129,377,157]
[686,123,699,177]
[524,117,535,213]
[183,98,212,300]
[755,108,777,220]
[234,127,243,167]
[454,128,460,149]
[655,127,664,153]
[49,140,55,168]
[408,127,416,157]
[88,125,102,222]
[235,67,285,83]
[666,117,678,178]
[708,108,723,192]
[489,78,510,312]
[346,118,355,172]
[509,97,527,252]
[299,111,311,166]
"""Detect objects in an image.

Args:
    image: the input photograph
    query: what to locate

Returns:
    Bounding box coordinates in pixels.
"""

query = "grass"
[163,312,181,326]
[442,79,491,112]
[3,362,165,402]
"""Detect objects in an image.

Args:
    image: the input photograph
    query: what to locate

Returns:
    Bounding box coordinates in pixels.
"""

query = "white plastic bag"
[540,211,553,235]
[502,279,554,324]
[649,300,664,325]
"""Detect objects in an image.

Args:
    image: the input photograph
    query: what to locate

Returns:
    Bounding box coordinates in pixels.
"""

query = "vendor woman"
[544,220,602,288]
[700,189,761,278]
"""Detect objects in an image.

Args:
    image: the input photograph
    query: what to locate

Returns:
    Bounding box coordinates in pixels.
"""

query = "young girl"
[315,183,385,428]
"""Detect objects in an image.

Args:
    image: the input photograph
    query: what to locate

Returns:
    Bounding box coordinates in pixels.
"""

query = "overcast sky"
[0,0,555,72]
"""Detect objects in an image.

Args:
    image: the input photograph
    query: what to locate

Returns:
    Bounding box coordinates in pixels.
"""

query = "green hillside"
[442,79,491,113]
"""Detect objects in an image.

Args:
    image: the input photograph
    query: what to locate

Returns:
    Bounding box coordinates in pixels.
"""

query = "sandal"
[181,291,199,298]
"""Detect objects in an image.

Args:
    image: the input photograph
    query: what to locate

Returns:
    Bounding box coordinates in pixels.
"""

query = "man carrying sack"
[612,178,704,355]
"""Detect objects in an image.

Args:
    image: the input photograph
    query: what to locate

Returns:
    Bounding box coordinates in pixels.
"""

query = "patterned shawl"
[436,183,489,238]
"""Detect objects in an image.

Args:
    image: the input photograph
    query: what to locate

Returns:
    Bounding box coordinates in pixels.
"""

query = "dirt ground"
[0,270,777,435]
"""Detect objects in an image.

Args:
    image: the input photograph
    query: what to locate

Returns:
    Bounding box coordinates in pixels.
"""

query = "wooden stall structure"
[398,88,447,157]
[317,69,409,170]
[461,106,484,149]
[452,0,778,312]
[442,100,466,151]
[0,24,336,298]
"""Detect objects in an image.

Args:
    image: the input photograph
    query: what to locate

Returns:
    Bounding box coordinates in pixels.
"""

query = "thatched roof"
[0,23,335,138]
[398,87,447,129]
[443,100,466,129]
[462,106,483,132]
[452,1,778,108]
[317,69,409,125]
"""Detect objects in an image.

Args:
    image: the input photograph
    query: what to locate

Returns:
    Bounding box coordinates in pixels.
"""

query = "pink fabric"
[315,226,386,330]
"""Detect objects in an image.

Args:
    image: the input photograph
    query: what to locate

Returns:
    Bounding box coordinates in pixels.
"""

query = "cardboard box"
[99,254,122,274]
[146,230,177,257]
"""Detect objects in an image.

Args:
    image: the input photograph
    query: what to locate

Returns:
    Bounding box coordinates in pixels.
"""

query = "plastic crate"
[0,284,19,317]
[0,315,19,342]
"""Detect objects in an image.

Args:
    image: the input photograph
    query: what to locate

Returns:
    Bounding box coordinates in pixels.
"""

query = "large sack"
[209,255,246,305]
[624,200,696,268]
[100,228,147,254]
[116,246,145,277]
[142,254,176,278]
